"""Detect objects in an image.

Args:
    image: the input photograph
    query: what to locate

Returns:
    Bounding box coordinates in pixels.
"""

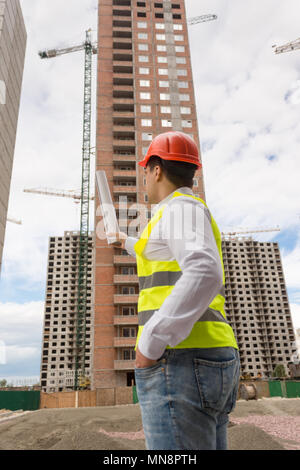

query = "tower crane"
[187,14,217,26]
[38,13,218,60]
[39,29,96,391]
[37,13,217,390]
[7,217,22,225]
[221,227,280,237]
[24,188,95,204]
[273,37,300,54]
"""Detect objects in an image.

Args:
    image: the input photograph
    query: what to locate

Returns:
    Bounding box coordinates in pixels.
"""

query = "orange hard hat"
[138,131,202,168]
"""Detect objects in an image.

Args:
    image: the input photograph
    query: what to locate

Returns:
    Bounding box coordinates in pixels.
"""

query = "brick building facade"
[93,0,204,388]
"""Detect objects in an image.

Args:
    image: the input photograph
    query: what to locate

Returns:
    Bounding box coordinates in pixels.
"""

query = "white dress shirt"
[125,186,224,360]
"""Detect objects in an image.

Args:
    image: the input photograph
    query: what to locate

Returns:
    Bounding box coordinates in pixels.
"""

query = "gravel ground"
[0,397,299,450]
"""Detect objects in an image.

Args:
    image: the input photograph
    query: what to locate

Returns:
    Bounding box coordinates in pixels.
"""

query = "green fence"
[286,381,300,398]
[132,386,139,404]
[0,391,40,411]
[268,381,300,398]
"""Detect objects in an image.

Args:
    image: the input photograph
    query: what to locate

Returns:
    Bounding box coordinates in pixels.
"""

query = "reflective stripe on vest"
[134,191,238,351]
[139,305,228,327]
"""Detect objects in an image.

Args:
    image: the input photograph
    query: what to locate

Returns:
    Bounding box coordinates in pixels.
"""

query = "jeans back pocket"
[193,356,239,413]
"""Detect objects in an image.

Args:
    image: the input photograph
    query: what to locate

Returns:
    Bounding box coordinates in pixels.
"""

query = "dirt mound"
[0,399,299,450]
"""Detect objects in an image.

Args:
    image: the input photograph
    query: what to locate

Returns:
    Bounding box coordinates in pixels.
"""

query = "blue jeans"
[134,347,240,450]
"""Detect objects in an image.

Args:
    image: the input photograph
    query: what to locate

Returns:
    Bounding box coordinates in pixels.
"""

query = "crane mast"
[75,29,93,391]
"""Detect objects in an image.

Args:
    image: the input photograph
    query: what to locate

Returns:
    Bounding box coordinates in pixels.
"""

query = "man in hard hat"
[108,131,240,450]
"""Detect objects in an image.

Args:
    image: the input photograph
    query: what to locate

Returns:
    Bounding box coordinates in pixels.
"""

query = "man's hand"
[135,346,158,369]
[106,231,128,249]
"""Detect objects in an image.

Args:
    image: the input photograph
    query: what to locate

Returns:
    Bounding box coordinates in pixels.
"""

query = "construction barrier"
[242,380,270,399]
[133,385,139,404]
[269,380,300,398]
[40,390,97,408]
[286,381,300,398]
[0,391,40,411]
[40,387,135,409]
[3,381,298,411]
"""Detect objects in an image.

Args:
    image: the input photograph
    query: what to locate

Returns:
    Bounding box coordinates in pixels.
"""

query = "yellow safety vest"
[134,191,238,351]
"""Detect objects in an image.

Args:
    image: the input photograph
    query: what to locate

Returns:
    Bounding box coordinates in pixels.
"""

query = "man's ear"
[155,164,163,181]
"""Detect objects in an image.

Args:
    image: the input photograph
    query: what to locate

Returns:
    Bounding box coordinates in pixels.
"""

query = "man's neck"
[152,186,194,215]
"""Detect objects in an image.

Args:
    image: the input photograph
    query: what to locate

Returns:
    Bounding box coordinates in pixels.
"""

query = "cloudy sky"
[1,0,300,382]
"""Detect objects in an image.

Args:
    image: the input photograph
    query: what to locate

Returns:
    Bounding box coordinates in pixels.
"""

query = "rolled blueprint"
[96,170,120,244]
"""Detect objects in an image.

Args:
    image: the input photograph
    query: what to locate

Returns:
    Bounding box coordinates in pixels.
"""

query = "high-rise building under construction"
[0,0,26,275]
[40,231,94,392]
[94,0,204,388]
[223,237,296,378]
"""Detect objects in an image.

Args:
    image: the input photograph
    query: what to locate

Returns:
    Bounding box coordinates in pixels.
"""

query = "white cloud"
[0,301,44,373]
[285,80,300,105]
[290,303,300,331]
[5,345,39,363]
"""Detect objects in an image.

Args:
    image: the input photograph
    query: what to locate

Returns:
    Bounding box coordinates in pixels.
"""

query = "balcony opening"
[113,89,134,99]
[114,131,135,140]
[113,77,134,86]
[113,41,132,50]
[113,103,134,112]
[114,148,136,158]
[113,20,132,28]
[113,30,132,38]
[113,117,134,126]
[113,53,132,62]
[113,0,131,5]
[114,148,135,155]
[113,65,133,74]
[113,9,131,17]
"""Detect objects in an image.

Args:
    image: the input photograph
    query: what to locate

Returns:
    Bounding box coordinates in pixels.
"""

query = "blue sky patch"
[288,288,300,304]
[0,278,45,304]
[274,228,298,254]
[266,154,277,162]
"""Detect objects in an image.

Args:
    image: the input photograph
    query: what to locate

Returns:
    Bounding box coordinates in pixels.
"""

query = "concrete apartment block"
[0,0,26,274]
[94,0,204,389]
[40,232,94,393]
[223,237,296,378]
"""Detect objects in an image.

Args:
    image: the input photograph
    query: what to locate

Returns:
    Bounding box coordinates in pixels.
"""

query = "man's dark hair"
[146,155,197,188]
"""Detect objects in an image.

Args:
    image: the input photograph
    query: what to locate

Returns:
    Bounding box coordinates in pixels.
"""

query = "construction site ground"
[0,397,299,451]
